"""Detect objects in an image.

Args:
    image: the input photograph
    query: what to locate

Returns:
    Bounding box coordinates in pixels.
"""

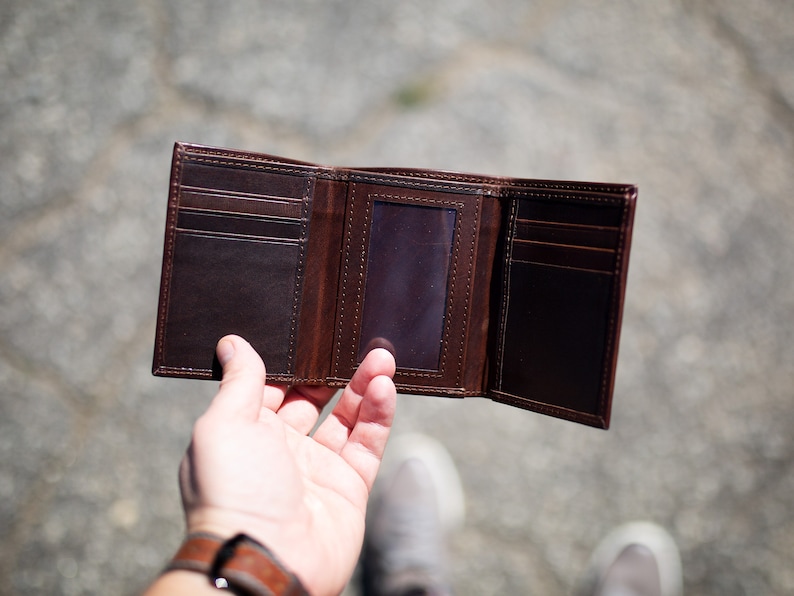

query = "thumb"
[206,335,267,421]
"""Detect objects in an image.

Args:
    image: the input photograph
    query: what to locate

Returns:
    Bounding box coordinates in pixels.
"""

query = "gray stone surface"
[1,0,792,594]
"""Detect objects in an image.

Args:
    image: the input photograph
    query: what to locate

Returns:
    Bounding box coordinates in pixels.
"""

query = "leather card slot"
[511,239,616,273]
[180,190,304,219]
[180,160,310,199]
[516,197,624,228]
[160,233,303,378]
[176,210,301,241]
[494,260,614,421]
[514,219,618,249]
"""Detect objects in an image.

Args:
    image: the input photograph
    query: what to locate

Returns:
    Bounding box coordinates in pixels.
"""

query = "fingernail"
[216,337,235,366]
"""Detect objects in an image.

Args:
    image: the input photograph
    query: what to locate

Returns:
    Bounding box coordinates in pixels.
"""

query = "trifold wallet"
[153,142,636,428]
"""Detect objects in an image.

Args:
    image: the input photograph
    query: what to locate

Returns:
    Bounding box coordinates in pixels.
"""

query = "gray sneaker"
[362,433,464,596]
[577,522,683,596]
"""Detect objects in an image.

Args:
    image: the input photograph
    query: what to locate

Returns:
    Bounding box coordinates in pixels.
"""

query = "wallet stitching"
[349,173,480,194]
[368,171,492,185]
[367,170,629,195]
[489,390,601,425]
[155,146,186,371]
[333,183,359,377]
[156,366,215,378]
[185,144,629,196]
[508,181,629,195]
[597,202,629,416]
[494,199,517,389]
[456,195,479,387]
[184,151,316,178]
[507,189,625,205]
[351,191,370,368]
[443,195,459,381]
[286,177,312,375]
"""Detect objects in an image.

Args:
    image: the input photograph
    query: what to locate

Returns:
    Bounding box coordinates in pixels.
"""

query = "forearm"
[144,570,217,596]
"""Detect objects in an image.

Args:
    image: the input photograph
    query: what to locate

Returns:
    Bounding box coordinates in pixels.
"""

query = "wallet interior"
[154,143,636,428]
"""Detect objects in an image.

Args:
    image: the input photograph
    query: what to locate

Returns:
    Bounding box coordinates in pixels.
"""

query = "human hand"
[176,334,396,595]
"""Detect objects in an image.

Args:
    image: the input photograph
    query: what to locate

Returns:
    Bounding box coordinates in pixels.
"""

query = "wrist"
[165,532,308,596]
[185,506,294,558]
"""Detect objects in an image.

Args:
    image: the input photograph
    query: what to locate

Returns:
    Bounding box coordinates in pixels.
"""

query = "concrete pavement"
[1,1,793,593]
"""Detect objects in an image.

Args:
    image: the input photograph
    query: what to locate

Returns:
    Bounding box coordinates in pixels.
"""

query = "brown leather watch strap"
[165,532,308,596]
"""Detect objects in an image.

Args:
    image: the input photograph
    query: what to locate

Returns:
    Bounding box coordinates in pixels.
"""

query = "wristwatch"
[165,532,308,595]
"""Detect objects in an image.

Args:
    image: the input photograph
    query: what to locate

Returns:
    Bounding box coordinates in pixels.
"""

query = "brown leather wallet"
[153,142,636,428]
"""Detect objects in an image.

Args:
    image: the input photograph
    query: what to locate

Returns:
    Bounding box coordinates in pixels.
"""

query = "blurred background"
[1,0,793,594]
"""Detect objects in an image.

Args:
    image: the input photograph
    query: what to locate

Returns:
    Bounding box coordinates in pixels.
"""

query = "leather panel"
[329,176,483,394]
[496,261,612,416]
[153,143,313,381]
[293,176,346,383]
[180,160,308,199]
[160,233,302,377]
[177,210,302,240]
[488,189,635,427]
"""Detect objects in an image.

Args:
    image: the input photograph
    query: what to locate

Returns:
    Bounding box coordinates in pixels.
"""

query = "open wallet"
[153,142,636,428]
